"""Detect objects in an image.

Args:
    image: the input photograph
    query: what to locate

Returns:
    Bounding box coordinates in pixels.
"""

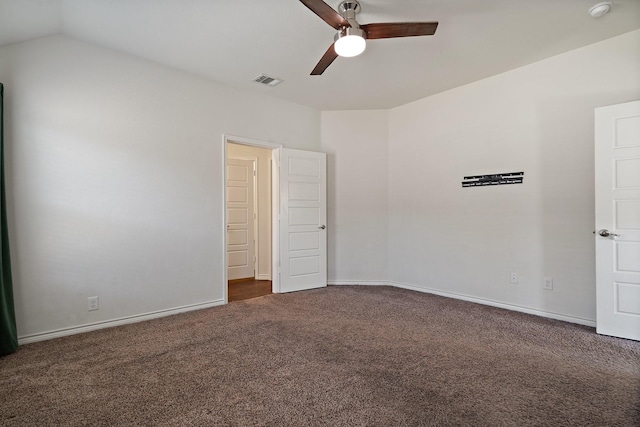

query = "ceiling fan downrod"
[338,0,361,24]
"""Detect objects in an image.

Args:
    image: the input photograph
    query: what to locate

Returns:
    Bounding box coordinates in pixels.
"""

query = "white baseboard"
[18,299,226,345]
[257,273,271,281]
[18,281,596,344]
[390,281,596,327]
[328,280,389,286]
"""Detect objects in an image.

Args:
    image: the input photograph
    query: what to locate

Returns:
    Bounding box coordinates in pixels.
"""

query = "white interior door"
[227,158,255,280]
[595,100,640,341]
[279,148,327,293]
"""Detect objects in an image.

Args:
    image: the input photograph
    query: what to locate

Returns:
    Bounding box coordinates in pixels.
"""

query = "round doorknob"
[598,229,620,237]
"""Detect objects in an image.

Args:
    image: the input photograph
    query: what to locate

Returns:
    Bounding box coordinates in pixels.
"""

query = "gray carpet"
[1,285,639,426]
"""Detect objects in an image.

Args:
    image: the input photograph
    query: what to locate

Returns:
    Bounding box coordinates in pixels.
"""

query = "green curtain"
[0,83,17,356]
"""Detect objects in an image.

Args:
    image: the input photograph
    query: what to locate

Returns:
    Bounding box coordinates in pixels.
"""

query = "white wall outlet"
[543,277,553,290]
[88,296,99,311]
[510,272,518,284]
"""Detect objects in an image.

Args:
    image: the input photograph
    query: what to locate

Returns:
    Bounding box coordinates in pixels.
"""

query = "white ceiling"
[1,0,639,110]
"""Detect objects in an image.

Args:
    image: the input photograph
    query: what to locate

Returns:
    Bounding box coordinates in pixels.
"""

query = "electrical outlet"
[88,296,99,311]
[543,277,553,290]
[510,272,518,284]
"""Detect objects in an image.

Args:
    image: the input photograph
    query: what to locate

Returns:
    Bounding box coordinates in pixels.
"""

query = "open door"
[595,100,640,341]
[279,148,327,293]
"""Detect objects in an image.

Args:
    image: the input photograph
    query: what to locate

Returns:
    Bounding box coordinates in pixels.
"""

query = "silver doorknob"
[319,225,326,229]
[598,229,620,238]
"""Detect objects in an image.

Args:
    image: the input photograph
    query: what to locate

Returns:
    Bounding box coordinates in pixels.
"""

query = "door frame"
[223,134,282,303]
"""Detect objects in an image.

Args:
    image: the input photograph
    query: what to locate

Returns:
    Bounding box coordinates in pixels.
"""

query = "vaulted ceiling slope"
[1,0,639,111]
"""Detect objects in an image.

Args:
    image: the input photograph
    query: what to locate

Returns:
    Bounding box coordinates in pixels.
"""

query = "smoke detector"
[589,2,612,18]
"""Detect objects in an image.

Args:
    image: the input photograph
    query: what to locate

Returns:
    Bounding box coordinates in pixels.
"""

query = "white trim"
[328,280,389,286]
[328,280,596,326]
[18,299,225,345]
[224,134,281,149]
[390,281,597,327]
[257,273,271,281]
[222,136,229,303]
[271,151,281,293]
[18,279,598,343]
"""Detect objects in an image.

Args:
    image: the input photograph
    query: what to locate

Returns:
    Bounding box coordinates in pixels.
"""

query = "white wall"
[320,110,388,284]
[387,30,640,324]
[227,142,272,281]
[0,35,319,340]
[2,29,638,341]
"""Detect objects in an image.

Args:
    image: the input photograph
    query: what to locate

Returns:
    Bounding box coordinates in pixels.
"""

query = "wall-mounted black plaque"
[462,171,524,188]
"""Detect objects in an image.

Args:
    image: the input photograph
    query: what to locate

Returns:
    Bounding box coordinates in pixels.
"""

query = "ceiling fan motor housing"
[339,0,361,17]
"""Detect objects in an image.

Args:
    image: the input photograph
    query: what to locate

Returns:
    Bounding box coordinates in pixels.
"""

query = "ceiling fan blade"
[300,0,350,30]
[361,22,438,39]
[311,43,339,75]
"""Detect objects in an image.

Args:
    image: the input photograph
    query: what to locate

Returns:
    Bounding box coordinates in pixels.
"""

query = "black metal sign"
[462,171,524,187]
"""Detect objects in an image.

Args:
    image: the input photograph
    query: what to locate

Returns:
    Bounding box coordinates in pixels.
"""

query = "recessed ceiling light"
[589,2,612,18]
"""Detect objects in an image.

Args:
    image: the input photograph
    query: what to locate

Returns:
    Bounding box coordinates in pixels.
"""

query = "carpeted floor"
[1,286,639,426]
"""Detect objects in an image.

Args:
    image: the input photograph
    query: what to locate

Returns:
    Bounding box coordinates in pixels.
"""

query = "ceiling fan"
[300,0,438,75]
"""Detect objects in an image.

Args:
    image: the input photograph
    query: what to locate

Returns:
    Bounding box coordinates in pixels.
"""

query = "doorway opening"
[224,135,281,303]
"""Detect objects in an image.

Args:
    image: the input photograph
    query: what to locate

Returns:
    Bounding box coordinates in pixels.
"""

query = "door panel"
[279,148,327,293]
[290,207,320,225]
[616,282,640,314]
[616,242,640,271]
[227,158,255,280]
[616,201,640,229]
[290,232,319,251]
[595,100,640,341]
[227,229,248,246]
[615,158,640,188]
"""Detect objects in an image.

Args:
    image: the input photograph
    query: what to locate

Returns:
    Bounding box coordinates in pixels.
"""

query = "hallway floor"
[228,278,272,302]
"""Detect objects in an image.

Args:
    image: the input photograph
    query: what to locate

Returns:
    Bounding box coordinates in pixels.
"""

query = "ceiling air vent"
[253,74,283,87]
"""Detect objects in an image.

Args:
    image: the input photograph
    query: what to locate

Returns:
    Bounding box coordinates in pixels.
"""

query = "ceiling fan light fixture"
[334,27,366,57]
[303,0,438,75]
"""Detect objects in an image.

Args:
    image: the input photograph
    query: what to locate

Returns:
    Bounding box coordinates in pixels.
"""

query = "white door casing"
[279,148,327,293]
[595,100,640,341]
[227,158,256,280]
